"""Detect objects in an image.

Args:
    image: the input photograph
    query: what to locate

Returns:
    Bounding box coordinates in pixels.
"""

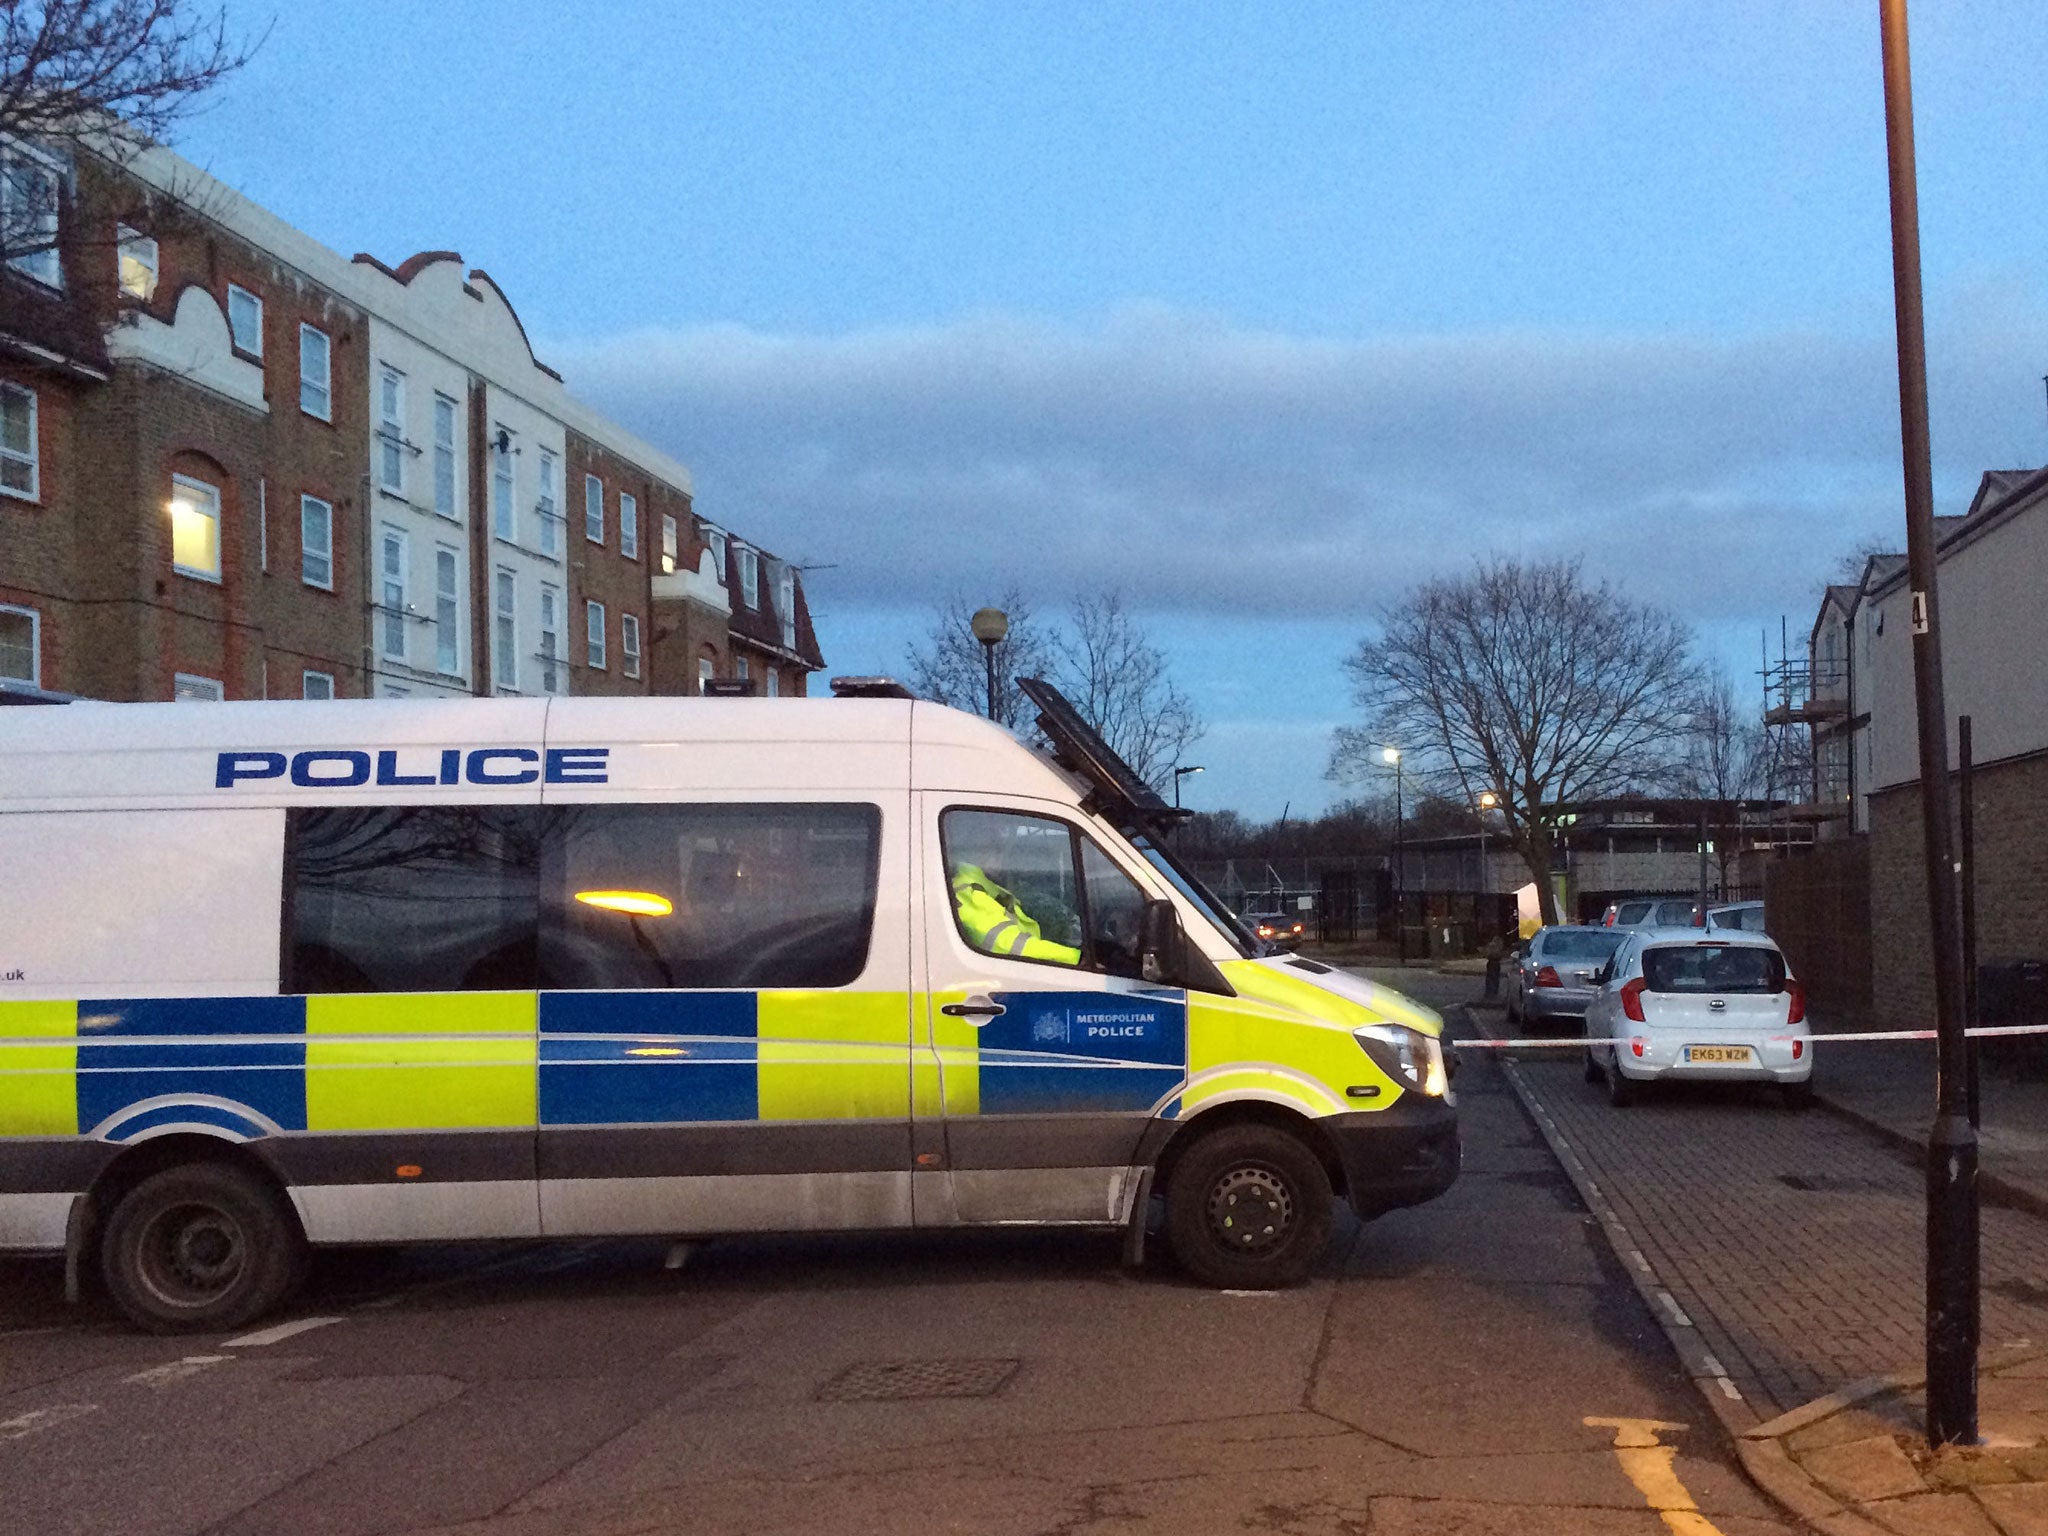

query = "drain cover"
[816,1358,1020,1402]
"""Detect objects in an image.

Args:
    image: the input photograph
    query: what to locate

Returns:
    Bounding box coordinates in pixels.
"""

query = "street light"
[1173,764,1205,809]
[1477,791,1498,943]
[1383,747,1404,961]
[969,607,1008,721]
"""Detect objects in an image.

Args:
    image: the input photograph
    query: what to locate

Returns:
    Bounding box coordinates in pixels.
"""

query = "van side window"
[540,802,880,990]
[285,807,542,993]
[941,808,1150,978]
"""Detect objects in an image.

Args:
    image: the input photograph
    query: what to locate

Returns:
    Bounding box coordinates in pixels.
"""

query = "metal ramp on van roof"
[1016,676,1191,835]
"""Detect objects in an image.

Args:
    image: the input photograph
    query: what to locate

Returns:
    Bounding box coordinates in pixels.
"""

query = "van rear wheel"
[100,1163,305,1335]
[1163,1124,1333,1289]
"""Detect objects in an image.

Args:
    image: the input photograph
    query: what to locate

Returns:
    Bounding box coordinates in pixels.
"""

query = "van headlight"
[1354,1024,1449,1097]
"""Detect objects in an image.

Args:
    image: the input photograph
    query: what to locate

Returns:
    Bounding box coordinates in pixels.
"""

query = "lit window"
[379,526,408,660]
[584,474,603,543]
[539,585,562,694]
[778,567,796,649]
[493,568,518,690]
[173,673,223,702]
[299,325,331,420]
[432,394,457,517]
[228,285,263,356]
[738,547,759,609]
[434,547,460,674]
[0,603,38,685]
[117,226,157,299]
[492,428,514,540]
[170,474,222,580]
[620,492,638,559]
[376,366,405,492]
[621,613,641,679]
[538,448,559,555]
[301,494,334,589]
[303,670,334,701]
[0,381,36,500]
[586,599,607,670]
[660,514,678,575]
[698,657,713,694]
[2,144,62,288]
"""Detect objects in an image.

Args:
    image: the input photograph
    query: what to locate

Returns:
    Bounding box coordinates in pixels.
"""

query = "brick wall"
[1868,751,2048,1027]
[563,430,662,695]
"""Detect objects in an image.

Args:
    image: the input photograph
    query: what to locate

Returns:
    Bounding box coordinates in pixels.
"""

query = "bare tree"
[2,0,257,265]
[903,587,1054,732]
[1677,671,1769,893]
[1047,591,1202,791]
[1331,557,1704,926]
[905,588,1203,790]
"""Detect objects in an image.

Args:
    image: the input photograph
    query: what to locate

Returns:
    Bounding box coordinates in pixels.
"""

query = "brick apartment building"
[0,133,823,703]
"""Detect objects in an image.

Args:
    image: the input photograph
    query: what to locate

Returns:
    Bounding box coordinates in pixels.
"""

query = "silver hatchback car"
[1583,927,1812,1109]
[1507,925,1627,1029]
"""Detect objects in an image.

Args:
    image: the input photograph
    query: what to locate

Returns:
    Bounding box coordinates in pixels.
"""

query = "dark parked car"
[1244,909,1306,950]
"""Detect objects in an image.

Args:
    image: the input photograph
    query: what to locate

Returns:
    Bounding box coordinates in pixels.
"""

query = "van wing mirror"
[1138,898,1233,995]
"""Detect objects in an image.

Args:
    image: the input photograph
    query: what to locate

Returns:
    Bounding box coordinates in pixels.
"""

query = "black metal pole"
[1394,762,1405,963]
[982,641,997,721]
[1960,715,1979,1130]
[1879,0,1978,1447]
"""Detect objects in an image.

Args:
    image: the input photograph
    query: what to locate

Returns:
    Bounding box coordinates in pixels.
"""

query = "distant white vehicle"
[1706,900,1768,935]
[1582,927,1811,1110]
[1600,896,1701,929]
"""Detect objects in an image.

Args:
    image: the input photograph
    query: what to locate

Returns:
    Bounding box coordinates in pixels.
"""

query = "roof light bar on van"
[828,676,916,699]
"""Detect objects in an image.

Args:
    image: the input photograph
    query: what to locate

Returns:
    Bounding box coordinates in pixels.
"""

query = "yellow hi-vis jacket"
[950,864,1082,965]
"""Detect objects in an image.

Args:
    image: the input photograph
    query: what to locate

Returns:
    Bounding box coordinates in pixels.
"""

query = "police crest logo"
[1031,1011,1070,1045]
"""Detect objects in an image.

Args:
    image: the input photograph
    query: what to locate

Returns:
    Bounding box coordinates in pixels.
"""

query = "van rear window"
[286,807,541,993]
[1641,944,1785,995]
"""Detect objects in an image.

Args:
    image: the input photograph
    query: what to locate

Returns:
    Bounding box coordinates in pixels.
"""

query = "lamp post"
[1173,764,1205,809]
[1478,790,1498,945]
[1384,747,1404,961]
[1878,0,1976,1446]
[969,607,1008,721]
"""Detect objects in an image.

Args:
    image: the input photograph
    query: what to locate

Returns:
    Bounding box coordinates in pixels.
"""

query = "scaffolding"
[1755,613,1850,851]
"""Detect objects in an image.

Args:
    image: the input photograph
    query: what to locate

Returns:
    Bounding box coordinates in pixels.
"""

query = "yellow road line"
[1585,1417,1728,1535]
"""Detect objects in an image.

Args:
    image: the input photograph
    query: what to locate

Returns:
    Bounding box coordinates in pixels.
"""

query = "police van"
[0,678,1458,1332]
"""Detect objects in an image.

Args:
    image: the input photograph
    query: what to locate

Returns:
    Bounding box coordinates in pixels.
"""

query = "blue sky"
[177,3,2048,816]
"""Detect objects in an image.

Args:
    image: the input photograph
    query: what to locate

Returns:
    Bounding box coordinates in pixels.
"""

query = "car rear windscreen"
[1642,944,1786,994]
[1616,902,1653,924]
[1543,929,1624,960]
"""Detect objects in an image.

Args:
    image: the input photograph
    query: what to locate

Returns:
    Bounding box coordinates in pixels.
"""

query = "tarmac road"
[0,977,1795,1536]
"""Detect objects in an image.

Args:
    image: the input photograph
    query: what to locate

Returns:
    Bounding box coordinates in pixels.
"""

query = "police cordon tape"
[1451,1023,2048,1049]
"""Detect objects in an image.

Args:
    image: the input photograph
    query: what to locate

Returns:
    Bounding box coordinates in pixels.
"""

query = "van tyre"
[100,1163,305,1335]
[1164,1124,1332,1289]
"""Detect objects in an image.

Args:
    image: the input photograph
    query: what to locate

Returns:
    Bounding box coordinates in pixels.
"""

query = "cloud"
[543,288,2046,630]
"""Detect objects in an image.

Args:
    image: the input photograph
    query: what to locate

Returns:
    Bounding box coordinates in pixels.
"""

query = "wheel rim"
[135,1200,247,1310]
[1205,1163,1296,1254]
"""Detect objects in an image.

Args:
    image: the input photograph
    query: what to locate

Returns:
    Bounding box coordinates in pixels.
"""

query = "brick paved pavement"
[1502,1048,2048,1421]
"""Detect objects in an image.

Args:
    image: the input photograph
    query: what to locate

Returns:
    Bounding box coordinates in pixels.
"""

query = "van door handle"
[941,996,1005,1021]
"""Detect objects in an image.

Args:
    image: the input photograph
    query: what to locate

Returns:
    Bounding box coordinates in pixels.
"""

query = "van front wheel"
[1164,1124,1333,1289]
[100,1163,304,1335]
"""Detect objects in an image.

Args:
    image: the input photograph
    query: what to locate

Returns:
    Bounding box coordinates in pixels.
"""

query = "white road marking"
[221,1315,342,1349]
[123,1355,229,1388]
[1656,1290,1694,1327]
[0,1403,99,1441]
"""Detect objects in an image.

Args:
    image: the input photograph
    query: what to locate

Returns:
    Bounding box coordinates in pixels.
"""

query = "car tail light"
[1630,1037,1646,1058]
[1621,977,1647,1023]
[1535,965,1563,989]
[1792,1039,1805,1061]
[1786,977,1806,1026]
[1603,911,1615,927]
[1291,923,1303,935]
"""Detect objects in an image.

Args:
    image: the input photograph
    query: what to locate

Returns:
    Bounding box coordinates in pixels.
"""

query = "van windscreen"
[1642,944,1785,995]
